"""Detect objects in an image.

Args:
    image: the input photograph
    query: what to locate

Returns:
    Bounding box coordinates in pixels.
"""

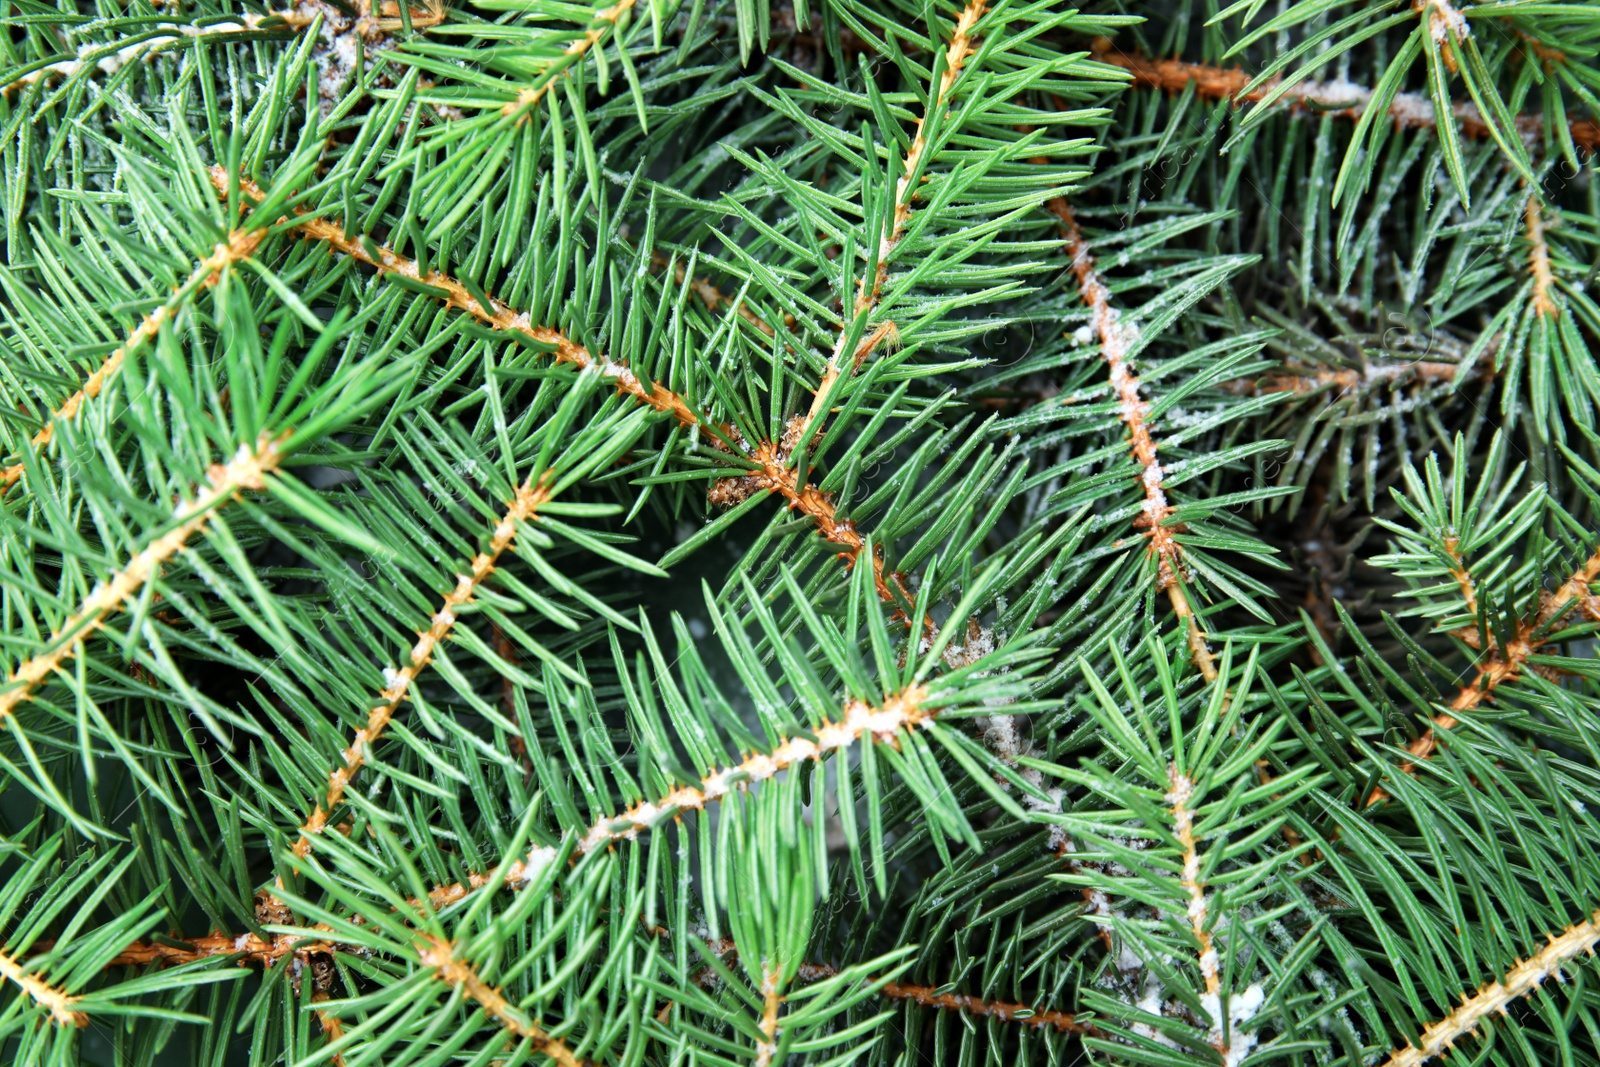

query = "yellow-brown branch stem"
[1368,548,1600,806]
[1,227,268,494]
[0,435,284,723]
[1526,195,1558,319]
[295,474,553,857]
[1093,46,1600,153]
[416,935,582,1066]
[0,946,85,1027]
[1381,910,1600,1067]
[501,0,638,119]
[1050,198,1216,682]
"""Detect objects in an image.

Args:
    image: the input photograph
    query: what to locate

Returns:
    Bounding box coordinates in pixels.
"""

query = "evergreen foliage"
[2,0,1600,1064]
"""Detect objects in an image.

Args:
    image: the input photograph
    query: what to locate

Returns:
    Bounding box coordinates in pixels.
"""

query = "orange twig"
[0,946,85,1027]
[1048,199,1216,681]
[1526,195,1558,319]
[1368,548,1600,805]
[416,935,583,1066]
[802,0,988,436]
[0,434,285,723]
[1381,909,1600,1067]
[294,474,553,858]
[501,0,638,119]
[784,957,1094,1035]
[1,227,269,494]
[1095,46,1600,153]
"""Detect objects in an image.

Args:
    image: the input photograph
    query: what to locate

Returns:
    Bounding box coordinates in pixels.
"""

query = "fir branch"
[1165,769,1218,1000]
[1525,195,1558,320]
[0,946,85,1028]
[415,934,584,1067]
[501,0,639,120]
[1220,360,1466,396]
[1380,910,1600,1067]
[753,967,784,1067]
[213,169,704,429]
[1093,45,1600,152]
[441,683,933,897]
[0,11,311,96]
[793,959,1093,1034]
[1049,199,1216,681]
[0,433,285,723]
[1,227,269,494]
[1368,547,1600,805]
[802,0,987,435]
[294,473,554,858]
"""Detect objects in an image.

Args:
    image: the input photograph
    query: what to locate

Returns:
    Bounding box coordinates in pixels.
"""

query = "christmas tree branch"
[216,169,920,620]
[0,433,285,723]
[782,955,1095,1035]
[1368,547,1600,805]
[1525,195,1558,319]
[415,934,584,1067]
[501,0,639,120]
[0,11,310,96]
[212,168,705,430]
[753,967,784,1067]
[1380,909,1600,1067]
[1092,44,1600,152]
[0,946,85,1027]
[1049,198,1217,682]
[441,683,934,898]
[1,226,269,494]
[801,0,987,436]
[294,473,554,858]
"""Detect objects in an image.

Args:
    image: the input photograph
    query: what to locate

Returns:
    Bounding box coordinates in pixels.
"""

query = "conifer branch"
[0,12,311,96]
[753,967,784,1067]
[1220,360,1467,396]
[0,946,86,1028]
[501,0,639,119]
[1093,46,1600,152]
[447,683,934,896]
[1380,909,1600,1067]
[212,169,704,429]
[1049,198,1217,681]
[294,473,554,858]
[802,0,986,435]
[1368,547,1600,805]
[1525,195,1558,319]
[415,934,584,1067]
[217,170,920,624]
[788,958,1094,1034]
[1165,770,1218,998]
[0,433,285,723]
[1,226,269,494]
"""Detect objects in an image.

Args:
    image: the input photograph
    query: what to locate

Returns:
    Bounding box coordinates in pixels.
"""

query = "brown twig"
[1048,199,1217,682]
[1380,909,1600,1067]
[781,956,1094,1035]
[801,0,987,437]
[0,433,285,723]
[0,946,85,1027]
[1,226,269,494]
[1526,194,1558,319]
[753,967,784,1066]
[1367,548,1600,806]
[426,683,933,902]
[294,474,553,858]
[210,168,704,430]
[1093,45,1600,153]
[501,0,638,120]
[416,935,584,1067]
